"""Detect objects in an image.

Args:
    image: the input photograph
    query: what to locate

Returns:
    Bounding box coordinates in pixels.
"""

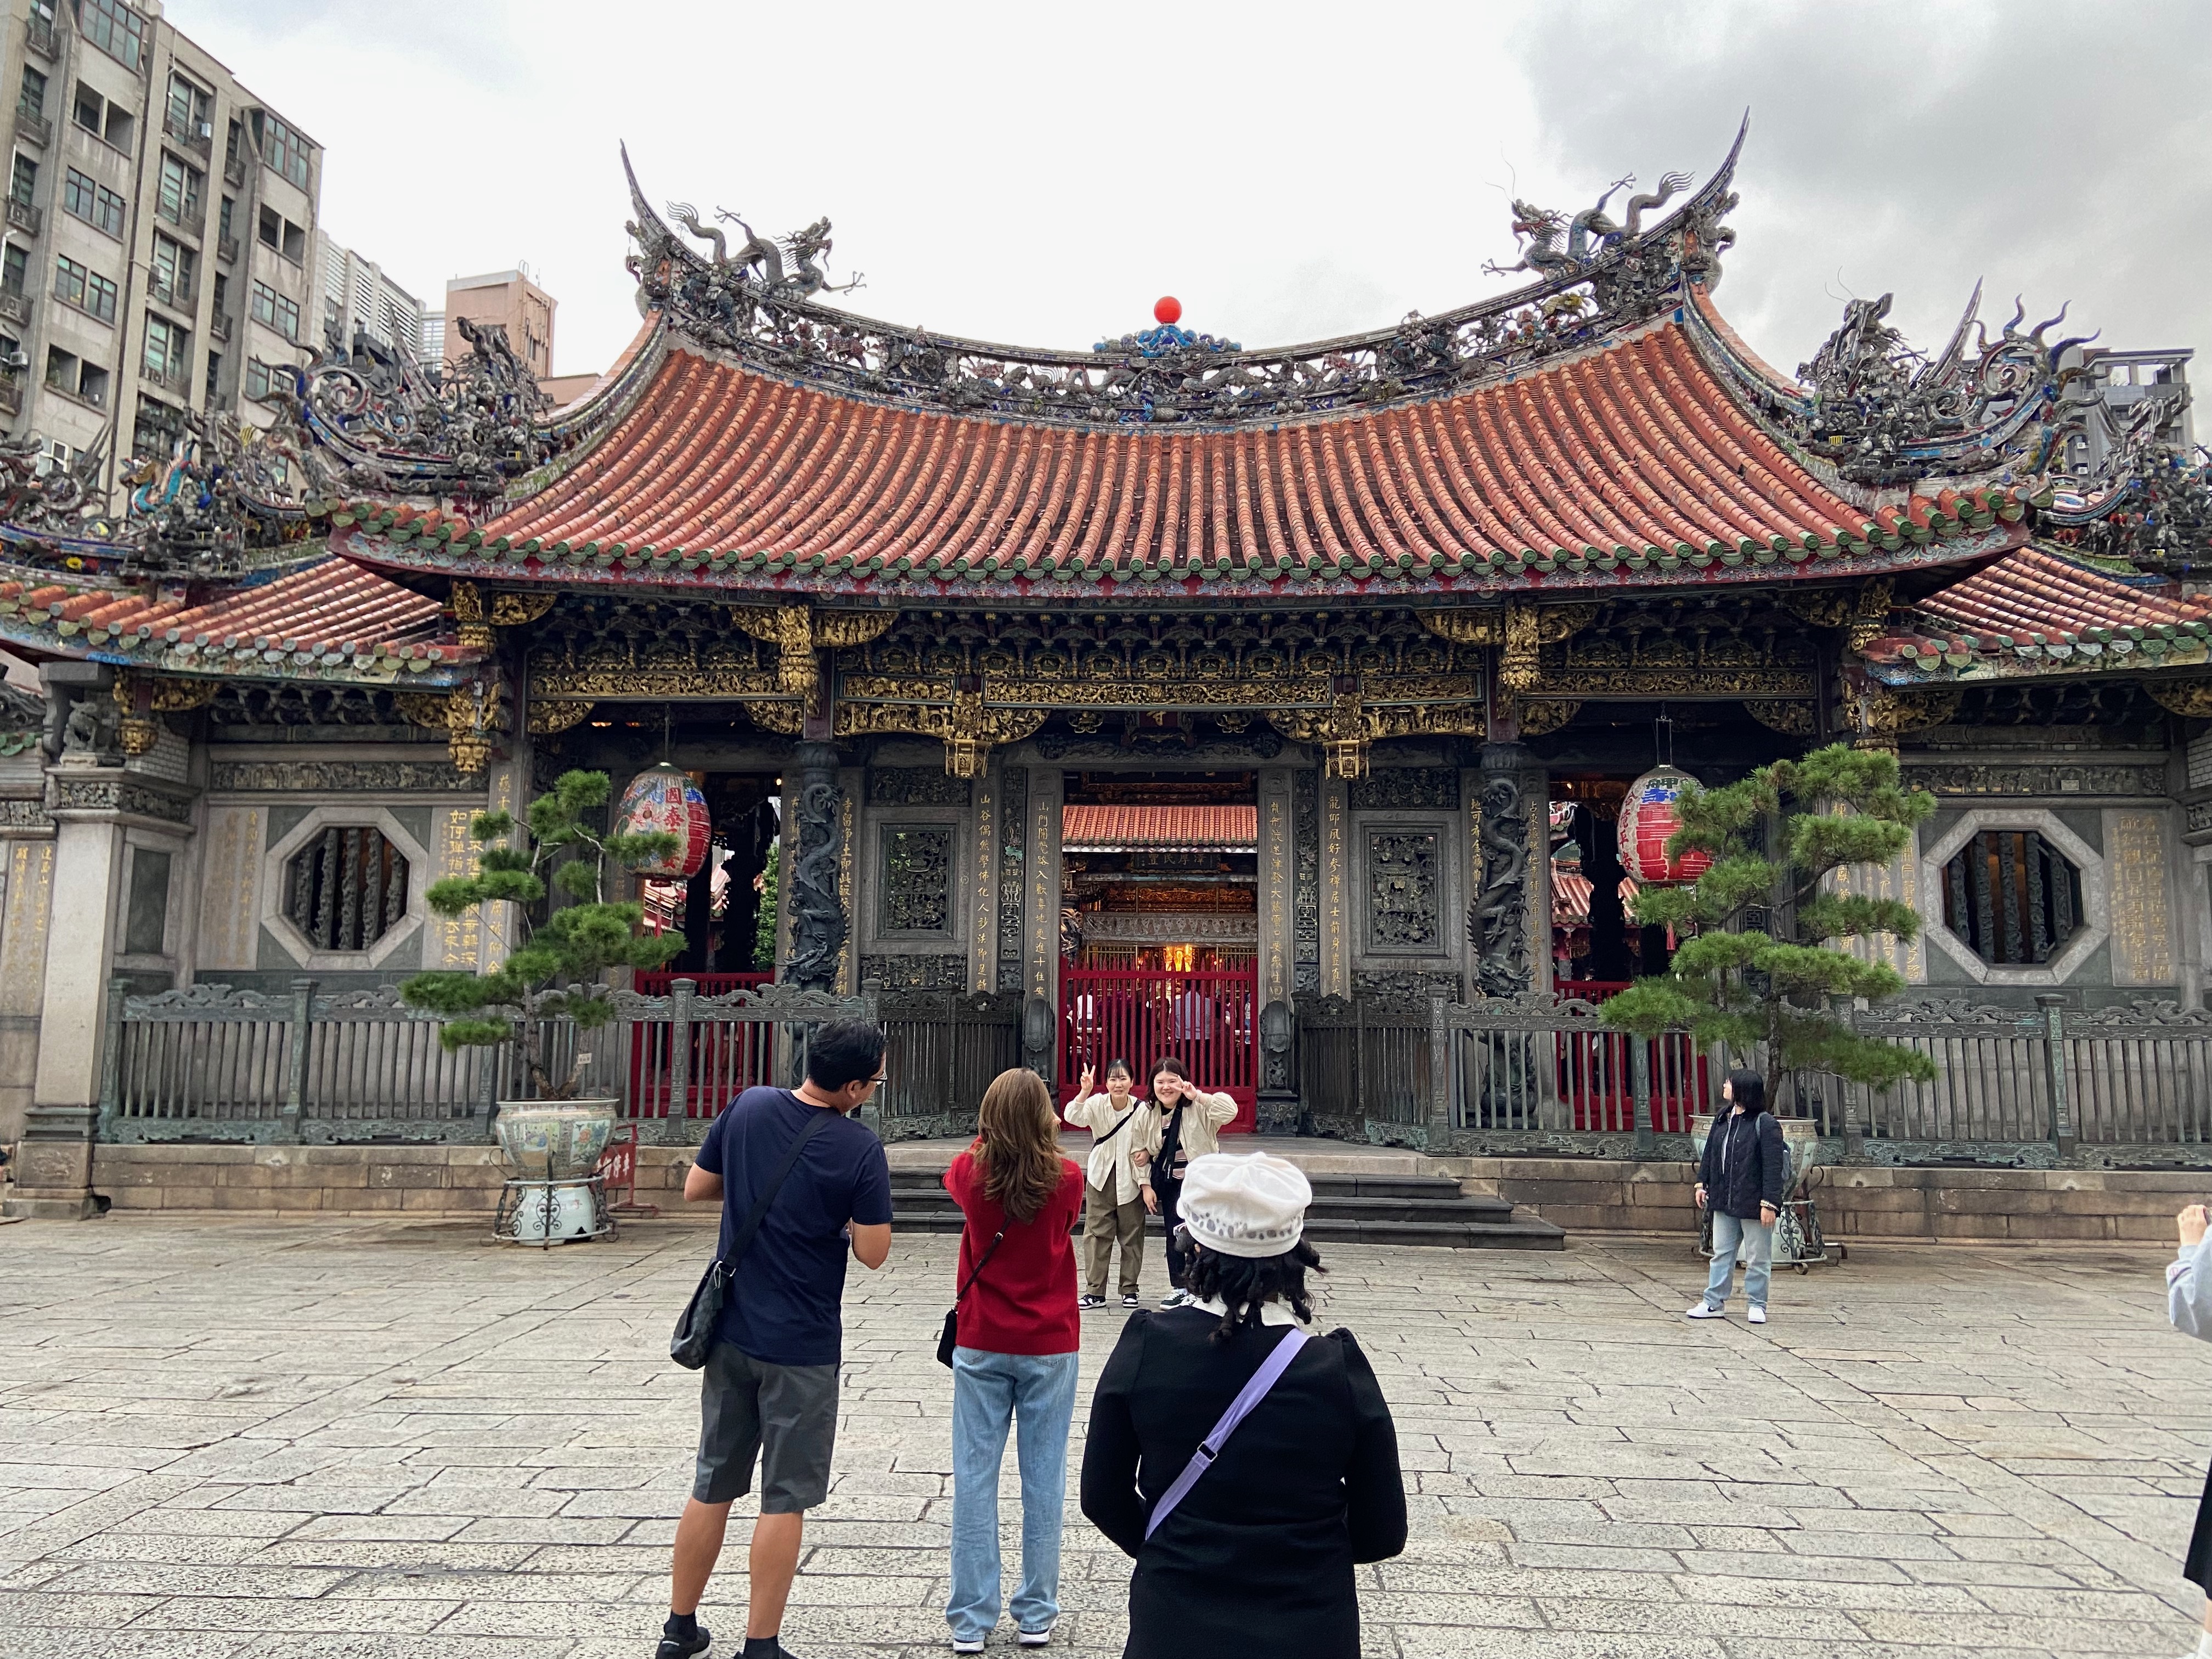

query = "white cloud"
[171,0,2209,381]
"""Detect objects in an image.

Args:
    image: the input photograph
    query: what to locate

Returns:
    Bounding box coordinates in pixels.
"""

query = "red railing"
[1556,979,1633,1003]
[629,973,777,1119]
[1555,1028,1708,1132]
[1058,967,1258,1131]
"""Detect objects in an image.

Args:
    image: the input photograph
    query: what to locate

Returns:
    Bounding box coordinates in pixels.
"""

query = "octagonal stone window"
[1941,828,2084,967]
[283,825,410,953]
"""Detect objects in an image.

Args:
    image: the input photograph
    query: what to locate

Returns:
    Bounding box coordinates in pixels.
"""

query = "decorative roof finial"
[1095,300,1239,359]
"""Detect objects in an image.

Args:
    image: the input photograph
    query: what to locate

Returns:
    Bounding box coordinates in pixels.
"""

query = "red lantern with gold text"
[1617,765,1713,885]
[615,764,710,878]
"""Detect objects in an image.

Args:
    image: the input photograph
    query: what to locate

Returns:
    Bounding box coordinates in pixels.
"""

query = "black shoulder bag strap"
[938,1227,1006,1368]
[670,1107,835,1370]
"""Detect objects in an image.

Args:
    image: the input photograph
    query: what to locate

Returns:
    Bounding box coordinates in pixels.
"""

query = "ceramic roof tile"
[1060,805,1257,851]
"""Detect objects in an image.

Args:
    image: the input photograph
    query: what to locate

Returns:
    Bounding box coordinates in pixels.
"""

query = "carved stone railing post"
[668,978,696,1121]
[785,742,847,994]
[95,974,129,1142]
[281,978,317,1143]
[1630,1036,1655,1159]
[2037,993,2075,1160]
[1426,995,1452,1134]
[1830,995,1865,1163]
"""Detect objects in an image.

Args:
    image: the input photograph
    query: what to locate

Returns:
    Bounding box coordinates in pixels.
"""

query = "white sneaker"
[952,1639,985,1655]
[1748,1305,1767,1324]
[1019,1619,1058,1646]
[1160,1290,1192,1309]
[1685,1302,1726,1319]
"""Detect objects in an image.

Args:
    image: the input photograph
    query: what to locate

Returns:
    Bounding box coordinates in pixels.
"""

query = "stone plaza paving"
[1,1214,2208,1659]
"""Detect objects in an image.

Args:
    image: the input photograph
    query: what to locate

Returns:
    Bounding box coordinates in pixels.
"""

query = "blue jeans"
[1703,1211,1774,1310]
[947,1347,1080,1642]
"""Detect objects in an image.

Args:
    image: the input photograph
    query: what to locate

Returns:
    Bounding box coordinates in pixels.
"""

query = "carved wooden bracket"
[452,580,560,651]
[732,604,899,706]
[2143,679,2212,719]
[395,671,509,773]
[527,699,596,735]
[1497,601,1600,695]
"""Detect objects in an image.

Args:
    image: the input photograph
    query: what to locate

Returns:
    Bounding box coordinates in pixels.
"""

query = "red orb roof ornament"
[1153,296,1182,325]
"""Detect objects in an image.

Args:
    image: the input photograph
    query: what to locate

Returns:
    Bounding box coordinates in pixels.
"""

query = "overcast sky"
[174,0,2212,386]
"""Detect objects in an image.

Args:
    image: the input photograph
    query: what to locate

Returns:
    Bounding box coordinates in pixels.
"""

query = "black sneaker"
[1121,1294,1141,1308]
[1077,1294,1107,1310]
[657,1621,710,1658]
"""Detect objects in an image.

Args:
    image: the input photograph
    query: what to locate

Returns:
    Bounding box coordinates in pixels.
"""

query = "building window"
[55,253,116,323]
[1942,829,2085,967]
[155,153,202,226]
[131,391,182,458]
[10,154,35,207]
[47,347,108,408]
[1367,831,1442,951]
[61,167,124,236]
[253,109,312,190]
[80,0,148,71]
[257,204,304,263]
[164,72,209,138]
[19,66,46,119]
[217,193,233,241]
[284,826,409,953]
[1,244,26,297]
[149,232,193,305]
[202,347,219,403]
[878,825,953,934]
[244,356,274,402]
[123,848,172,956]
[142,312,185,380]
[72,83,132,150]
[250,279,297,340]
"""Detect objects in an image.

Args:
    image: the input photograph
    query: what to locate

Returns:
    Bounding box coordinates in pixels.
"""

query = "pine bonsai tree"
[402,769,684,1096]
[1601,743,1938,1108]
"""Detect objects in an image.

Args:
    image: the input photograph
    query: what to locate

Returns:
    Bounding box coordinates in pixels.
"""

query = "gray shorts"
[693,1342,838,1513]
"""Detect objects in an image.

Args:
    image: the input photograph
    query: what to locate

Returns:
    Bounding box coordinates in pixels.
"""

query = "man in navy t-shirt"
[662,1020,894,1659]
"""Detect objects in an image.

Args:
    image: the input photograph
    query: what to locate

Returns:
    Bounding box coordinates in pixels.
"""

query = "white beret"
[1177,1152,1312,1260]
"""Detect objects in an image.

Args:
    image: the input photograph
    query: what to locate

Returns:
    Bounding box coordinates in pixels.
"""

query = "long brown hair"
[973,1068,1063,1225]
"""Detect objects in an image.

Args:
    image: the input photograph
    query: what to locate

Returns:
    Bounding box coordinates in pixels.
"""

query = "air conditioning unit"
[198,120,212,139]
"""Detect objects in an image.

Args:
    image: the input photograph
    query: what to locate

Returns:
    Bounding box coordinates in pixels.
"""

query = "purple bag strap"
[1144,1325,1311,1541]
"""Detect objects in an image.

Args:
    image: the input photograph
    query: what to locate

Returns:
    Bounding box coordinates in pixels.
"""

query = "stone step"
[887,1170,1563,1249]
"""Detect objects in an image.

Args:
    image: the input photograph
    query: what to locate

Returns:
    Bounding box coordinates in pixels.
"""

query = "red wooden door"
[1057,967,1257,1132]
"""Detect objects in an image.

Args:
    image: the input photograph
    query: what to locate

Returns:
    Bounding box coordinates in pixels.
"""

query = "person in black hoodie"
[1688,1070,1788,1325]
[1080,1153,1406,1659]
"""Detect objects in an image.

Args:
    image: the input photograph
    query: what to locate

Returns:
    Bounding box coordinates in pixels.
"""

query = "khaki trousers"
[1084,1179,1146,1296]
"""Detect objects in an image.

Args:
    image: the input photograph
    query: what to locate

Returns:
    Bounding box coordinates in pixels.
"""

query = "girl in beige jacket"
[1064,1059,1150,1308]
[1132,1056,1239,1307]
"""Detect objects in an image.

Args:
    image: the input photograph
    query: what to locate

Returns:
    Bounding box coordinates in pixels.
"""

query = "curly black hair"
[1183,1238,1325,1342]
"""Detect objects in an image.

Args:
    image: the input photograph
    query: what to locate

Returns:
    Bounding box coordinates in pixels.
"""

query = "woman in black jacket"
[1080,1153,1406,1659]
[1689,1070,1788,1325]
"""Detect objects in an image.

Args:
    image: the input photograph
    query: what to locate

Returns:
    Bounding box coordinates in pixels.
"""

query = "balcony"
[155,204,205,242]
[143,362,191,398]
[0,376,20,417]
[25,15,54,58]
[0,287,31,327]
[6,198,40,238]
[216,233,239,266]
[14,107,48,147]
[222,153,245,189]
[209,310,231,343]
[148,273,196,312]
[163,112,212,158]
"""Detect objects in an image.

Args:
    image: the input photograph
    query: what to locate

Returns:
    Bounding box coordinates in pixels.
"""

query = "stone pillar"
[8,809,122,1217]
[1470,742,1543,998]
[1319,770,1350,996]
[969,758,1000,994]
[784,742,847,994]
[1021,766,1063,1080]
[1257,768,1294,1008]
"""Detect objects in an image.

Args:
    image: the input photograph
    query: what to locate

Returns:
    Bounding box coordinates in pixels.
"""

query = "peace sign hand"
[1077,1063,1095,1099]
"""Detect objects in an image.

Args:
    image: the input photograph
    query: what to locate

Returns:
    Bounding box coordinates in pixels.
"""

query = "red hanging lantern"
[1617,765,1712,885]
[616,763,710,878]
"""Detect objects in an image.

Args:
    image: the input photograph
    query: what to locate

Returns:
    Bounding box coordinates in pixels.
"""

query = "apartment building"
[416,307,442,368]
[442,267,553,378]
[0,0,321,500]
[315,228,422,362]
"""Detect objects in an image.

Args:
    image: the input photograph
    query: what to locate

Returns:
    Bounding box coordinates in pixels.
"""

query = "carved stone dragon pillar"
[1469,741,1539,997]
[784,742,848,993]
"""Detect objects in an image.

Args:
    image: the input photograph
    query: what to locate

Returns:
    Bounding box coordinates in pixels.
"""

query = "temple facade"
[4,125,2210,1213]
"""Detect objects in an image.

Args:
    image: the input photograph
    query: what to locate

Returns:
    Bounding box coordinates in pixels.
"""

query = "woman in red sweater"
[942,1068,1085,1654]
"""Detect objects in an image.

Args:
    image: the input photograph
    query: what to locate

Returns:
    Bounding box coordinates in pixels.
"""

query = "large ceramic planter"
[493,1099,619,1246]
[494,1098,619,1180]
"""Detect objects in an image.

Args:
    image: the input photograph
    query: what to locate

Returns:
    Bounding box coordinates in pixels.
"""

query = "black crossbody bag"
[670,1108,832,1370]
[937,1227,1005,1367]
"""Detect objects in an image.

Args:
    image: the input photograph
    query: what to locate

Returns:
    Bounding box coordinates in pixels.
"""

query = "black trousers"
[2188,1459,2212,1591]
[1159,1173,1190,1289]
